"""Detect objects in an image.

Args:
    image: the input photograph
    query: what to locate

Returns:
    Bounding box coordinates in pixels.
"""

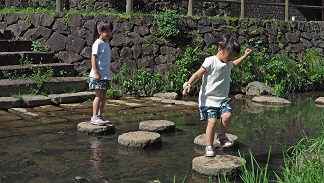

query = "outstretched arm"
[233,48,252,67]
[182,67,206,95]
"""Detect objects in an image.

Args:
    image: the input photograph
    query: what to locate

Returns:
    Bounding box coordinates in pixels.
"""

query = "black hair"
[93,20,113,42]
[217,34,241,55]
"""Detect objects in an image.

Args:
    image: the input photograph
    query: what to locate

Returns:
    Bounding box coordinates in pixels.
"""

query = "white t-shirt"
[198,55,234,107]
[90,39,111,80]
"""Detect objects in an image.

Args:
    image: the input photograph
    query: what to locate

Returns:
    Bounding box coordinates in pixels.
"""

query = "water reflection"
[89,137,108,182]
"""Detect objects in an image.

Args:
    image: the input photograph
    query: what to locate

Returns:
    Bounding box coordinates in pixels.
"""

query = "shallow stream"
[0,92,323,183]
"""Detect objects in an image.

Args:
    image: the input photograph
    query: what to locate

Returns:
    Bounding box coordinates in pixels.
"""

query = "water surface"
[0,92,323,182]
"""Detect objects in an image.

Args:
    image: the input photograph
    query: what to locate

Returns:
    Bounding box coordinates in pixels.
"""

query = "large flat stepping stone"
[77,122,115,135]
[118,131,162,149]
[0,97,21,109]
[0,63,74,79]
[22,95,51,107]
[48,91,95,105]
[192,155,246,177]
[0,40,32,52]
[315,97,324,107]
[194,133,238,148]
[0,77,87,97]
[139,120,175,132]
[252,96,291,106]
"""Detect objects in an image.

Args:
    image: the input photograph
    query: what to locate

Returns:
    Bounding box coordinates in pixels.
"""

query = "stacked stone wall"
[0,13,323,74]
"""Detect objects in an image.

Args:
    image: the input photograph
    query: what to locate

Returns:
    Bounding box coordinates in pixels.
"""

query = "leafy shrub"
[156,9,181,38]
[112,64,164,97]
[32,41,51,52]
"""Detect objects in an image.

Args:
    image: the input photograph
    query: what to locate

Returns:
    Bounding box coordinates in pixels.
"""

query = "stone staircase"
[0,29,94,109]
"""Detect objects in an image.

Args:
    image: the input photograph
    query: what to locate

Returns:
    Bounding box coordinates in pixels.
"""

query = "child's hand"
[244,48,253,57]
[93,73,100,81]
[182,86,190,95]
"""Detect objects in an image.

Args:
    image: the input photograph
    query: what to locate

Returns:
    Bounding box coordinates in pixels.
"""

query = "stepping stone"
[315,97,324,107]
[139,120,175,132]
[118,131,162,149]
[252,96,291,106]
[22,95,51,107]
[48,91,95,105]
[192,155,246,177]
[194,133,238,148]
[0,97,21,109]
[77,122,115,135]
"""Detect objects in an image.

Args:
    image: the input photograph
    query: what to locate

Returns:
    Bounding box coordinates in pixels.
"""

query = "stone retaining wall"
[0,12,323,74]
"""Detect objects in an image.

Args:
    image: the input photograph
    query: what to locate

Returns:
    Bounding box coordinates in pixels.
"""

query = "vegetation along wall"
[0,0,322,21]
[0,12,323,74]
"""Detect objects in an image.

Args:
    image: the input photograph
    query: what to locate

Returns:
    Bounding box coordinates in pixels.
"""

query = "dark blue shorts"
[199,100,232,120]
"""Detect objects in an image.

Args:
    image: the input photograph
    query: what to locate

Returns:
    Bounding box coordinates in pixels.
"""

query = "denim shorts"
[199,100,232,120]
[89,77,110,90]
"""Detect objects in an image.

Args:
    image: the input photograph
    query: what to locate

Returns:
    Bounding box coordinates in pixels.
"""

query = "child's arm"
[110,66,118,74]
[233,48,252,67]
[182,67,206,95]
[91,54,100,81]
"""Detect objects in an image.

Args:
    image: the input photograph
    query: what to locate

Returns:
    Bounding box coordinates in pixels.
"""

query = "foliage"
[106,83,123,99]
[28,0,55,9]
[239,149,271,183]
[29,66,54,95]
[111,63,164,97]
[275,126,324,183]
[232,46,324,95]
[31,41,50,52]
[164,45,217,94]
[155,9,181,38]
[3,57,54,95]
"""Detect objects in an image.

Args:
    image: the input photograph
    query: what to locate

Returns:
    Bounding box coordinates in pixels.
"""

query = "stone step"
[0,91,95,109]
[0,52,56,66]
[0,77,88,97]
[0,40,32,52]
[0,29,12,40]
[0,63,75,79]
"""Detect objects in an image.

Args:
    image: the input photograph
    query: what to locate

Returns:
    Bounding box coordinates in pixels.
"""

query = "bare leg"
[206,118,217,146]
[219,112,232,134]
[93,89,106,117]
[98,89,107,116]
